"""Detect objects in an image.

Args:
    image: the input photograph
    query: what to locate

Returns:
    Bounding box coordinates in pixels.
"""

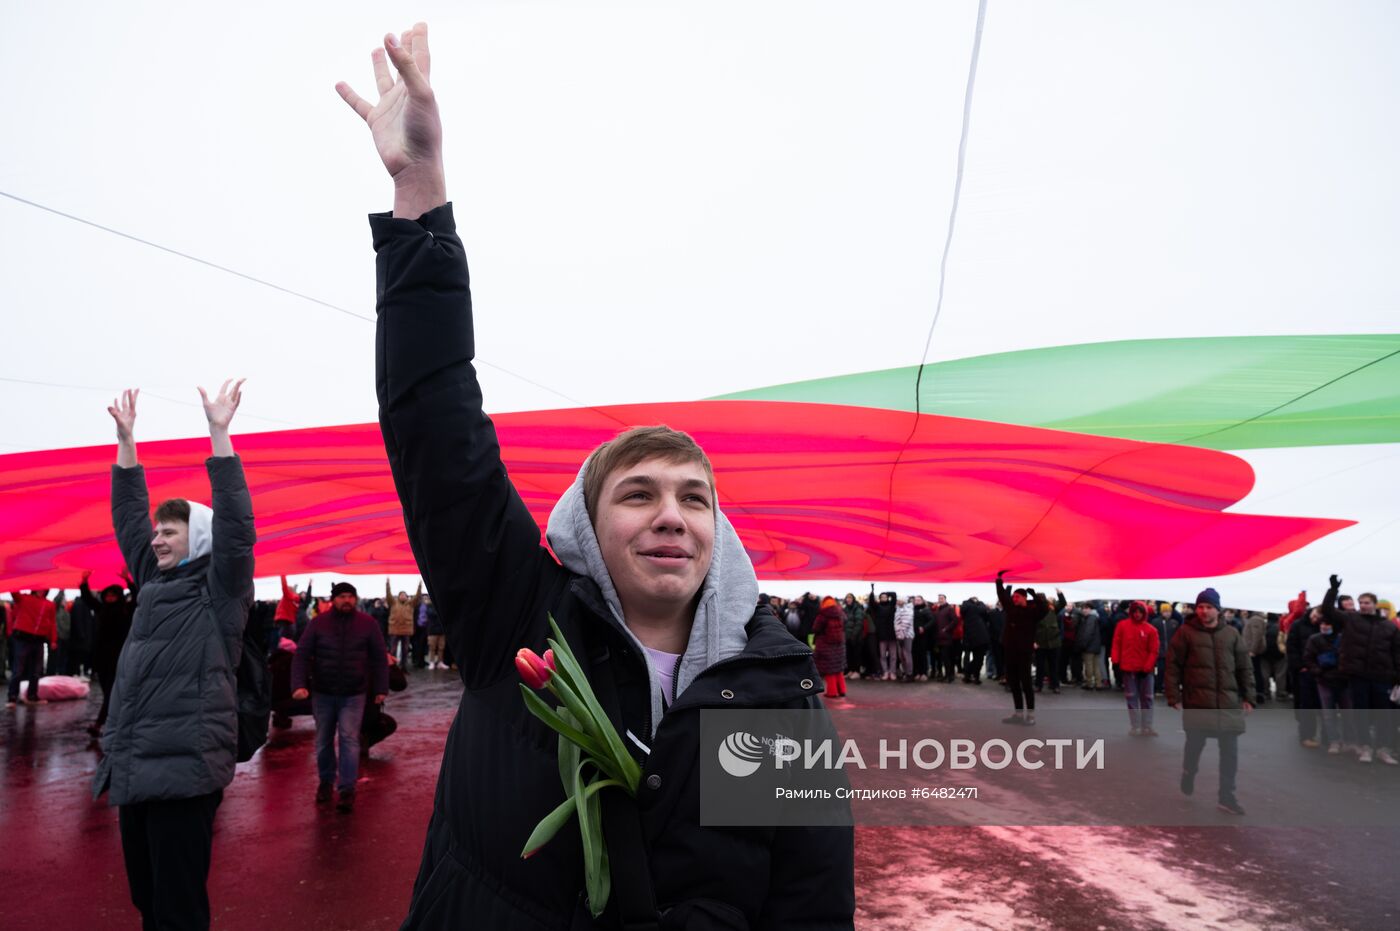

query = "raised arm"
[107,389,159,584]
[339,24,559,685]
[79,573,100,611]
[108,388,138,469]
[200,380,255,615]
[995,571,1011,609]
[1321,575,1344,629]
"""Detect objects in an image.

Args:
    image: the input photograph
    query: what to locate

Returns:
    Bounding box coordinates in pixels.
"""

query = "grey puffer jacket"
[1164,618,1254,735]
[93,458,255,806]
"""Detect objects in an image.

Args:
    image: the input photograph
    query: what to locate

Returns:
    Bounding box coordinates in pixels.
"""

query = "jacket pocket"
[661,898,751,931]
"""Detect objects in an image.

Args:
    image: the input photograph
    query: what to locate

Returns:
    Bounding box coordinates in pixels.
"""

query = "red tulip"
[544,648,557,671]
[516,648,552,689]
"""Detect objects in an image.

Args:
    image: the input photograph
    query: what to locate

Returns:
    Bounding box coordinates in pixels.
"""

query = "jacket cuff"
[205,454,245,481]
[369,202,456,251]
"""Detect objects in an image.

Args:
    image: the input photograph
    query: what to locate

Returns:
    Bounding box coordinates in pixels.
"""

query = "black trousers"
[1035,646,1060,690]
[963,647,986,681]
[1005,650,1034,711]
[119,790,223,931]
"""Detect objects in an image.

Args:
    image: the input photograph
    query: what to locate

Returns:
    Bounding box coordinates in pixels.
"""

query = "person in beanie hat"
[1165,587,1254,815]
[292,581,389,812]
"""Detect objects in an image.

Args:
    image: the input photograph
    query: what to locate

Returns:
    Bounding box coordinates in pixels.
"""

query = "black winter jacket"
[292,608,390,696]
[1322,586,1400,684]
[1302,630,1346,687]
[995,580,1047,653]
[372,205,853,931]
[958,600,990,650]
[93,458,255,806]
[1075,611,1102,654]
[1285,616,1318,673]
[868,596,896,641]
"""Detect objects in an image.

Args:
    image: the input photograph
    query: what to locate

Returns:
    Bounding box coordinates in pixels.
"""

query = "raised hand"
[198,378,245,432]
[107,388,139,443]
[1329,574,1341,591]
[336,23,445,217]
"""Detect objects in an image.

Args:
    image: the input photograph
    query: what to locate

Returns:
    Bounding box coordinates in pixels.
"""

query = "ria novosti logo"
[717,732,767,777]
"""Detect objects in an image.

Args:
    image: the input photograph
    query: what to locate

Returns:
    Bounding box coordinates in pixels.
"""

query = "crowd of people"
[3,20,1396,929]
[765,574,1400,813]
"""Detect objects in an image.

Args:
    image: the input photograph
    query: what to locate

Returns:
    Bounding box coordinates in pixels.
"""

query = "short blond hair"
[582,425,715,524]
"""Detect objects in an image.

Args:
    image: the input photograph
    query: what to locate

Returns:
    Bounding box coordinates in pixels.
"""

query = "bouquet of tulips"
[516,617,641,917]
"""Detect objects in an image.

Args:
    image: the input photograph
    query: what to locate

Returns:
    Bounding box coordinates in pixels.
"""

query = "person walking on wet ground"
[1165,587,1254,816]
[92,382,256,931]
[291,581,389,812]
[5,587,56,706]
[1111,601,1160,736]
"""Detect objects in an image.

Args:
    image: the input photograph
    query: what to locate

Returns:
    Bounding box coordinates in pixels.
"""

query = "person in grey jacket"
[92,382,255,931]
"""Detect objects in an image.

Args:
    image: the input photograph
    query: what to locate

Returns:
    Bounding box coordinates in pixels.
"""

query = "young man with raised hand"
[337,23,854,929]
[1321,574,1400,765]
[92,382,256,931]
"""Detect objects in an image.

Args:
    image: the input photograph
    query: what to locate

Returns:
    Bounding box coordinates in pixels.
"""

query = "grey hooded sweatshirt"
[546,462,759,736]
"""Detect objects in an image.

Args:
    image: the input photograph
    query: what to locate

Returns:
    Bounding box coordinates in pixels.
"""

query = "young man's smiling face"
[593,457,716,620]
[151,520,190,571]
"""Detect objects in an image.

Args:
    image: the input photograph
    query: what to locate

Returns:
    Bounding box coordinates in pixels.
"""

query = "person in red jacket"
[7,589,57,706]
[274,575,307,646]
[1111,601,1161,736]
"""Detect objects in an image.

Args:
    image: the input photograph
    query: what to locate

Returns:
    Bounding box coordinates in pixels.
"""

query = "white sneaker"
[1376,748,1399,766]
[1359,746,1374,764]
[1327,742,1341,755]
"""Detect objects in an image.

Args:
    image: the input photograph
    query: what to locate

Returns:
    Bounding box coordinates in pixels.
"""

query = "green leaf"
[575,762,610,917]
[587,777,611,916]
[558,708,582,797]
[518,684,608,761]
[547,671,611,749]
[519,794,577,859]
[547,616,642,792]
[583,778,622,799]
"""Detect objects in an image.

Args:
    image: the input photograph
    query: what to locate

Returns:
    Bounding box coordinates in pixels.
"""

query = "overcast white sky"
[2,1,1396,603]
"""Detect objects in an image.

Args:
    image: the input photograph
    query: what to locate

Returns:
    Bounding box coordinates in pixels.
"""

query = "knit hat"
[331,581,359,598]
[821,596,838,609]
[1195,588,1221,610]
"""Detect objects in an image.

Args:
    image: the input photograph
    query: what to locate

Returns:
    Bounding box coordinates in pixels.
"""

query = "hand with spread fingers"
[198,378,245,458]
[108,388,140,467]
[198,378,245,432]
[336,22,446,218]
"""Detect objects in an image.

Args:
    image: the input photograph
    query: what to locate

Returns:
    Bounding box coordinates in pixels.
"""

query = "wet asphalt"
[2,671,1397,930]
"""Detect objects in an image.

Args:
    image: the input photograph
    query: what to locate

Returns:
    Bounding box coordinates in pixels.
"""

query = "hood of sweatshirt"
[545,461,759,737]
[181,501,214,566]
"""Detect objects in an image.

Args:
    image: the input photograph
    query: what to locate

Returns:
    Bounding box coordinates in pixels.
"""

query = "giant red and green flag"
[1,3,1396,606]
